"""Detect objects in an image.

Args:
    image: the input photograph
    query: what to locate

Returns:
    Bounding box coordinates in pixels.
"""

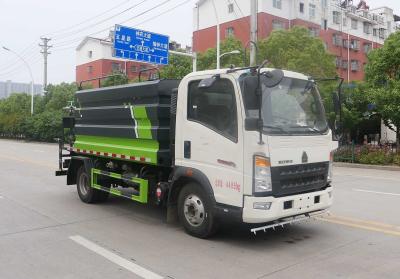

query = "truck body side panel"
[73,79,180,167]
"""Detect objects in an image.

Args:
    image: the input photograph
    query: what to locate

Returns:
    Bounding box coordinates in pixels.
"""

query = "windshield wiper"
[289,125,325,134]
[264,125,288,133]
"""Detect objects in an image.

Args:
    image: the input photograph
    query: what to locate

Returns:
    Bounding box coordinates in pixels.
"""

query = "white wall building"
[0,80,42,99]
[193,0,399,81]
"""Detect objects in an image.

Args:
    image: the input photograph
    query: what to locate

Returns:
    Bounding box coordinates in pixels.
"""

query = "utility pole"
[39,37,52,89]
[211,0,220,69]
[250,0,258,66]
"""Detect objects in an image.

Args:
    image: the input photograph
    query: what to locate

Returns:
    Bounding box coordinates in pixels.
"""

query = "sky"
[0,0,399,85]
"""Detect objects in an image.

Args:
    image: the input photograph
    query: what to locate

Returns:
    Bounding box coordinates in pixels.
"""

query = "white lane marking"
[0,195,3,199]
[353,189,400,197]
[69,235,163,279]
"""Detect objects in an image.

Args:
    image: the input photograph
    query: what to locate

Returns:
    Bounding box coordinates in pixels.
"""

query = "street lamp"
[211,0,221,69]
[219,50,241,59]
[2,46,34,115]
[218,50,241,69]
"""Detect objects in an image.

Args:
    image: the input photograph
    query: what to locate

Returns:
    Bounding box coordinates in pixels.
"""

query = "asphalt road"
[0,139,399,279]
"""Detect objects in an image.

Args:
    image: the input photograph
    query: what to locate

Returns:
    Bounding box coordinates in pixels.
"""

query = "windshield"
[240,75,328,135]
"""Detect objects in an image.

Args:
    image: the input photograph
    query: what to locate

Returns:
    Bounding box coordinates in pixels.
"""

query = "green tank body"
[72,79,180,167]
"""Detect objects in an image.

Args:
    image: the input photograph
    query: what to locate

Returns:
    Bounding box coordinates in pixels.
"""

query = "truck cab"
[172,68,336,236]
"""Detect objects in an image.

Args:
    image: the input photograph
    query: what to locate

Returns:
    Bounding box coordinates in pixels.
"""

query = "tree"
[0,83,78,141]
[101,71,129,87]
[341,82,372,142]
[24,110,63,141]
[258,27,336,78]
[152,37,245,79]
[0,93,31,137]
[365,32,400,86]
[44,82,77,111]
[197,37,245,70]
[365,32,400,146]
[159,54,192,79]
[367,84,400,146]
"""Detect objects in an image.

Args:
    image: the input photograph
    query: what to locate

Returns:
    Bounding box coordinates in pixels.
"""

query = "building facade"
[76,37,153,88]
[76,36,192,88]
[0,80,42,99]
[193,0,399,81]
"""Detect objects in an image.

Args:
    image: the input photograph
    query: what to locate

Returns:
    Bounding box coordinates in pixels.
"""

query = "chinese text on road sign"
[113,25,169,65]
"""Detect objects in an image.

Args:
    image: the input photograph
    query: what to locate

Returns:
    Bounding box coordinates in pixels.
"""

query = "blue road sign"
[113,25,169,65]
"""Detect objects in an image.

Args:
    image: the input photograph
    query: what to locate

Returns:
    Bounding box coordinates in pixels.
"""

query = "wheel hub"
[79,173,90,196]
[183,194,205,227]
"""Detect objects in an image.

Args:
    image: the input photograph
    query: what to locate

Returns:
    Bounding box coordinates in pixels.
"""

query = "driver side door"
[175,75,244,207]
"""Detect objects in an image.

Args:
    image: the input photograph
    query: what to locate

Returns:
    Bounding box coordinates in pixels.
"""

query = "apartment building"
[193,0,399,81]
[0,80,42,99]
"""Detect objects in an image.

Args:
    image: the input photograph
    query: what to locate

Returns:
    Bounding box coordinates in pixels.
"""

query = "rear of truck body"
[57,68,336,238]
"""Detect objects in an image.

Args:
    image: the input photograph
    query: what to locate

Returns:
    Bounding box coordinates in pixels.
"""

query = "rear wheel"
[178,183,218,238]
[76,165,109,203]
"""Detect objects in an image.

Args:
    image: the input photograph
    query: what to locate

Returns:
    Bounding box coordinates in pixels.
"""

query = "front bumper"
[242,187,333,223]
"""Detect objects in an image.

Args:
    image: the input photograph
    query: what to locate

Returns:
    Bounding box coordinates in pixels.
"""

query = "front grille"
[271,162,329,197]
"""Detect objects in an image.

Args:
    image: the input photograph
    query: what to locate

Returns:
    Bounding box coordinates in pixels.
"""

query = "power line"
[0,52,41,75]
[41,0,132,37]
[119,0,173,26]
[135,0,192,26]
[51,0,151,40]
[53,0,191,52]
[0,55,41,78]
[0,42,38,72]
[228,0,249,36]
[1,0,147,71]
[233,0,247,20]
[52,0,174,50]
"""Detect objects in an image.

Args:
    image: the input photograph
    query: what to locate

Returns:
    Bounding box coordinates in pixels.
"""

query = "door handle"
[184,141,191,159]
[217,159,236,168]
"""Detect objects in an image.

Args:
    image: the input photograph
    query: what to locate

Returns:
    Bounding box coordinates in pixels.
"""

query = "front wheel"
[178,183,218,238]
[76,166,109,203]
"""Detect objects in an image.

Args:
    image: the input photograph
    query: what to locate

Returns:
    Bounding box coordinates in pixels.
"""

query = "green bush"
[393,154,400,166]
[0,83,75,142]
[335,145,399,166]
[24,110,63,141]
[358,150,393,165]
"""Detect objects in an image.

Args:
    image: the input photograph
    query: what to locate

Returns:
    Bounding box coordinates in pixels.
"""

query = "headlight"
[254,155,272,193]
[327,151,333,182]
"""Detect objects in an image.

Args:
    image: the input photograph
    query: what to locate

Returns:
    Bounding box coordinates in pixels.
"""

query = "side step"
[91,169,148,203]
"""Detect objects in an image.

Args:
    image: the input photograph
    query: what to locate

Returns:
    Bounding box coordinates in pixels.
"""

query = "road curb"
[334,162,400,171]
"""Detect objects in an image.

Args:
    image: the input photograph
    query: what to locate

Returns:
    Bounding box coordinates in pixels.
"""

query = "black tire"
[178,183,218,238]
[76,166,109,203]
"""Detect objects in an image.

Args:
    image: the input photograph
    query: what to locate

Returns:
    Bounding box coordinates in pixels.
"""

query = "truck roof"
[184,67,310,81]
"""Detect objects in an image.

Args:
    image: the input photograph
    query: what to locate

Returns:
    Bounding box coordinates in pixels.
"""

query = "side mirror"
[261,69,284,88]
[242,76,259,110]
[332,91,340,115]
[245,118,261,131]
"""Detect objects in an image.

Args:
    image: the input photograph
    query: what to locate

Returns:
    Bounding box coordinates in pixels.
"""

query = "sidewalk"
[334,162,400,171]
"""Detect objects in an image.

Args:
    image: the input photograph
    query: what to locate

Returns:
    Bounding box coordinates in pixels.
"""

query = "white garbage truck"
[56,63,338,238]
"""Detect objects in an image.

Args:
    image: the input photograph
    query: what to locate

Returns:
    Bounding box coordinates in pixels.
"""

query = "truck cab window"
[188,79,238,141]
